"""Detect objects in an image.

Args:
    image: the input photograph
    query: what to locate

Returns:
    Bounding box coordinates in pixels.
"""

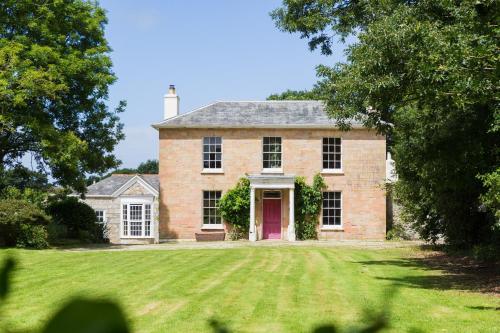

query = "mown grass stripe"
[0,246,498,333]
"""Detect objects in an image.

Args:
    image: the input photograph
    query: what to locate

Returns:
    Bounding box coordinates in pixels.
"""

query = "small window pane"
[145,204,151,237]
[95,210,105,223]
[203,191,222,225]
[203,137,222,169]
[322,137,341,170]
[122,205,128,236]
[263,137,282,169]
[322,192,342,226]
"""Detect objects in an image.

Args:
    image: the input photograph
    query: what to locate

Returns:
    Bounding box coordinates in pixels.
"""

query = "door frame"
[262,190,283,240]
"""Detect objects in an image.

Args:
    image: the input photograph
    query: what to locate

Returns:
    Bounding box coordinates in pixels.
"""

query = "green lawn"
[0,246,498,332]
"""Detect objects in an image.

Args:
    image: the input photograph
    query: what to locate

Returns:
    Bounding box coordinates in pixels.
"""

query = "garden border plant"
[218,178,251,240]
[294,174,326,240]
[0,199,51,249]
[218,174,326,240]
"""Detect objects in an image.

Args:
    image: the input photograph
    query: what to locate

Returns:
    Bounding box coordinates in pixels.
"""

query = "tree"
[272,0,499,246]
[267,81,328,100]
[137,159,159,174]
[0,0,125,194]
[86,159,159,185]
[0,165,48,192]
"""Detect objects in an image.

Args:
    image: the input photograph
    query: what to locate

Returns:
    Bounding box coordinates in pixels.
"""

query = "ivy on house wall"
[294,174,326,240]
[218,178,251,240]
[219,175,326,240]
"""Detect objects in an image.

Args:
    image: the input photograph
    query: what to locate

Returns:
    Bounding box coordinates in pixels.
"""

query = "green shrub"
[219,178,251,237]
[46,197,106,243]
[47,223,68,244]
[228,225,247,241]
[478,168,500,219]
[0,199,50,249]
[0,186,49,208]
[294,174,326,240]
[16,224,49,249]
[472,244,499,262]
[386,223,412,241]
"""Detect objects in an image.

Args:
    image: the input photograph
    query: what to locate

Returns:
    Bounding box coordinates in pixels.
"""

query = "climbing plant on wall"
[219,175,326,240]
[294,174,326,240]
[218,178,251,239]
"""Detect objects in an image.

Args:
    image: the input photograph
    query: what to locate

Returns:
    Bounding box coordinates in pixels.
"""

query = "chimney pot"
[164,84,179,119]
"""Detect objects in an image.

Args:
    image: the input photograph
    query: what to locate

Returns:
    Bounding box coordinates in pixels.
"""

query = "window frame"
[202,136,223,173]
[120,198,154,238]
[95,210,106,224]
[262,136,283,173]
[321,191,343,229]
[321,137,343,174]
[201,190,223,229]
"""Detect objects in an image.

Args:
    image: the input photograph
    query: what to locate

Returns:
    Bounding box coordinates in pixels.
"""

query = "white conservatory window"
[121,203,152,237]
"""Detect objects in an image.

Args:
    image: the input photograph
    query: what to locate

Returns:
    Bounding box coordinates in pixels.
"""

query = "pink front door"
[263,199,281,239]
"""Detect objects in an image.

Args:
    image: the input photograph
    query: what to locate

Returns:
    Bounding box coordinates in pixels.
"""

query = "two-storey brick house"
[152,86,387,242]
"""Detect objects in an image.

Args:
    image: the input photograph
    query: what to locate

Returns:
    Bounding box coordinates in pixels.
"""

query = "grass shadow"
[354,249,499,295]
[466,305,500,311]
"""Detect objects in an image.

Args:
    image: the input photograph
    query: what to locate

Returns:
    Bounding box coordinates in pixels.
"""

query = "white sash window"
[121,201,152,237]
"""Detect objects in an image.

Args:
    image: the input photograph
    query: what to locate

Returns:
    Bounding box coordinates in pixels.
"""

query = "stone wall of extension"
[83,182,159,244]
[159,128,387,241]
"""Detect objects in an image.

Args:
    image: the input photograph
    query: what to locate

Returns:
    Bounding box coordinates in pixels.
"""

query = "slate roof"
[152,101,364,129]
[86,174,159,196]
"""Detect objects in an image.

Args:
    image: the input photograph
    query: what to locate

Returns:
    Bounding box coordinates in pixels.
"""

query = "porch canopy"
[247,174,296,241]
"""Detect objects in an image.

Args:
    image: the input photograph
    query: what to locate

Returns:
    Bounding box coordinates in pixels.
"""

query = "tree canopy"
[0,0,125,194]
[136,159,159,174]
[267,82,327,101]
[109,159,158,175]
[272,0,499,246]
[86,159,159,185]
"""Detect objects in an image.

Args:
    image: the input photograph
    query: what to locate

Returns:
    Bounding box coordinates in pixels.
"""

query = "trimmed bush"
[46,197,106,243]
[0,199,50,249]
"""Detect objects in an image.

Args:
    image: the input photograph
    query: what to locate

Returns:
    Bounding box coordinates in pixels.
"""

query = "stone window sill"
[261,168,283,174]
[201,169,224,174]
[201,224,224,230]
[321,169,344,175]
[321,226,344,232]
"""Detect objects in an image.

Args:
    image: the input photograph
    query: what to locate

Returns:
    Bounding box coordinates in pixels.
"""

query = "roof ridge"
[217,100,324,103]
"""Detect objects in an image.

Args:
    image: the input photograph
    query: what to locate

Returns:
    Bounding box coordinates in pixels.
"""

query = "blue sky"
[101,0,346,168]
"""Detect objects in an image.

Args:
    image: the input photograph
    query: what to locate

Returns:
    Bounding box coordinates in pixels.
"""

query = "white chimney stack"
[164,84,179,119]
